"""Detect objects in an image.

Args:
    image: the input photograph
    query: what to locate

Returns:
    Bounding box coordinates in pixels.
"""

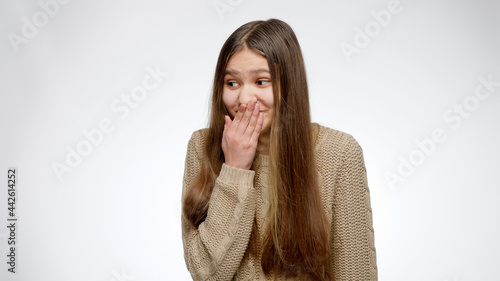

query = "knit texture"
[181,123,378,280]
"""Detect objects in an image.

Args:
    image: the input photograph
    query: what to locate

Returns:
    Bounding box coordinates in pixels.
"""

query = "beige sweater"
[182,123,378,280]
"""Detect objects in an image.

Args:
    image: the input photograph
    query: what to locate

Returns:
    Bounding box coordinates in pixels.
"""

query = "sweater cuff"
[219,163,255,187]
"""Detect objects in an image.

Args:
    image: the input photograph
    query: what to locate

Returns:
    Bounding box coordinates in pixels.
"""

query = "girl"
[182,19,377,280]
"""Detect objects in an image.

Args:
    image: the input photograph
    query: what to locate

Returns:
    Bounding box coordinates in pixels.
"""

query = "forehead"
[225,49,269,75]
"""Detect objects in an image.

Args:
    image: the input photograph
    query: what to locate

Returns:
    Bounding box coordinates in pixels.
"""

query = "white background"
[1,0,499,280]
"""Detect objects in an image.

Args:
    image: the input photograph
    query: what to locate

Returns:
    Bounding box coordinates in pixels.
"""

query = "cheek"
[263,88,274,108]
[222,91,237,116]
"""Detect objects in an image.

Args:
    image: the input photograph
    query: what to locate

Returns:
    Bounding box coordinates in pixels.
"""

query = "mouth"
[234,110,264,114]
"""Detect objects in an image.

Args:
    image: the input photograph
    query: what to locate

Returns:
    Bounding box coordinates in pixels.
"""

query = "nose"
[238,84,258,106]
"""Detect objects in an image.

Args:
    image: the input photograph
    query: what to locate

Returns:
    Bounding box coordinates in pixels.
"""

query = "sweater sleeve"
[181,130,257,281]
[332,134,378,280]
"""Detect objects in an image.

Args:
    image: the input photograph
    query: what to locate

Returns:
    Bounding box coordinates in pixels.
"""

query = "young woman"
[181,19,377,281]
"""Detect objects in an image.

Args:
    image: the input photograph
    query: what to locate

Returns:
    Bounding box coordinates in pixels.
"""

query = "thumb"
[224,115,230,130]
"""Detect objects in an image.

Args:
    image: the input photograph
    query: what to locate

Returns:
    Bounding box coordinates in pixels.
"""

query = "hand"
[222,101,264,170]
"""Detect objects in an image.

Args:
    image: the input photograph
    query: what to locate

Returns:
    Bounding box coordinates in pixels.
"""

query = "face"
[222,48,274,135]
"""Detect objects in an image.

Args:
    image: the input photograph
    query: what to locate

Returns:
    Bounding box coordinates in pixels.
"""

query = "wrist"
[219,163,255,185]
[224,161,251,170]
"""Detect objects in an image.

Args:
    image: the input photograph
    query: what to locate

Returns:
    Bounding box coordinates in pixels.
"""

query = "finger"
[232,104,246,126]
[250,112,264,144]
[244,103,260,139]
[237,101,255,134]
[224,115,231,131]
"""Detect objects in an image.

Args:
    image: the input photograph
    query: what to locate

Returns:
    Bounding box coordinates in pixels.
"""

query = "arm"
[181,130,256,281]
[332,134,378,280]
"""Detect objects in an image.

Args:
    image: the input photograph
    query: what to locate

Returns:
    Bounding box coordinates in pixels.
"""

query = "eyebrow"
[225,68,270,76]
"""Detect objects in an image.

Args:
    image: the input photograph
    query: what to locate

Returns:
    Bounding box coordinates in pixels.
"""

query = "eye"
[227,81,239,87]
[257,80,269,86]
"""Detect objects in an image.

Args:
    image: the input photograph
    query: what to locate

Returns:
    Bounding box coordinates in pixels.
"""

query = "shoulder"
[312,122,363,158]
[312,122,366,180]
[186,128,210,160]
[189,127,209,140]
[188,128,210,146]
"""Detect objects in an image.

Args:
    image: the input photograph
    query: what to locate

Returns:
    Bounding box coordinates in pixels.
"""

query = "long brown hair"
[182,19,333,280]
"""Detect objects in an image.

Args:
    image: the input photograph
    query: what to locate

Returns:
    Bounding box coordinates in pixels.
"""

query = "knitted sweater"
[181,123,378,280]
